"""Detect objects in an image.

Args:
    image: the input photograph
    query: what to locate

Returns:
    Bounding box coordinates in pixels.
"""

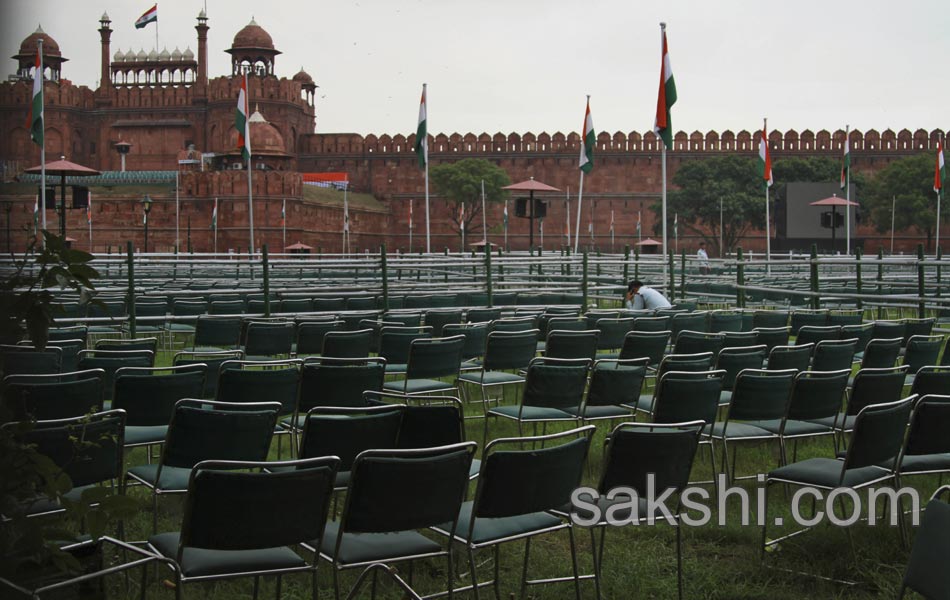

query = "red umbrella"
[285,241,314,250]
[809,194,859,253]
[501,177,561,248]
[24,159,101,238]
[635,237,663,246]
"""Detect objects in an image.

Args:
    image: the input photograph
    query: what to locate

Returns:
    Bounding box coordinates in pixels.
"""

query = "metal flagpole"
[244,73,254,257]
[764,118,771,273]
[674,212,678,253]
[481,179,487,243]
[423,83,431,253]
[175,170,180,251]
[409,199,413,252]
[213,198,218,255]
[38,39,46,242]
[637,209,642,246]
[88,191,92,249]
[574,172,584,253]
[565,187,571,248]
[343,182,349,254]
[890,195,896,254]
[539,217,544,249]
[282,198,286,251]
[610,209,615,253]
[719,197,723,256]
[844,124,851,255]
[938,135,943,250]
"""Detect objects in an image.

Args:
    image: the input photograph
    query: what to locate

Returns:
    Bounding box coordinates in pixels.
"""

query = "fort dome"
[232,18,274,51]
[18,25,61,58]
[292,68,313,85]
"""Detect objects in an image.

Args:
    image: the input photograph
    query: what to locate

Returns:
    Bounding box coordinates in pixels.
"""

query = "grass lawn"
[55,338,946,599]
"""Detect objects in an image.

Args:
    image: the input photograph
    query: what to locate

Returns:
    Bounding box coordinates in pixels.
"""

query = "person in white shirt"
[697,242,710,274]
[624,280,672,310]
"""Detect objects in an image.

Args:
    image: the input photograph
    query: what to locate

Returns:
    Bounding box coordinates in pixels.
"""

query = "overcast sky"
[4,0,948,137]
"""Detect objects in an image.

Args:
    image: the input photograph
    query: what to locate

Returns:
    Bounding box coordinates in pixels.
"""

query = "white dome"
[136,49,147,61]
[147,48,158,61]
[159,47,170,61]
[171,47,182,61]
[182,47,194,60]
[114,49,125,62]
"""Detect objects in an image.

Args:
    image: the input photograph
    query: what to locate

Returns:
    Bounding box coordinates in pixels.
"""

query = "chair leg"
[760,481,770,560]
[253,576,260,600]
[492,544,502,600]
[446,549,454,600]
[276,575,282,600]
[468,547,482,600]
[567,526,582,600]
[589,528,602,600]
[676,522,684,600]
[519,537,532,600]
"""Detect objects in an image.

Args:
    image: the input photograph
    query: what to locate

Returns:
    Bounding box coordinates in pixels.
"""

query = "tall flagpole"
[243,73,255,256]
[38,39,47,241]
[88,191,92,250]
[214,198,218,254]
[844,124,851,255]
[343,182,349,254]
[409,199,413,252]
[658,23,670,280]
[574,172,584,253]
[282,198,286,251]
[481,179,487,243]
[764,117,771,273]
[422,83,431,253]
[938,135,944,251]
[175,170,180,251]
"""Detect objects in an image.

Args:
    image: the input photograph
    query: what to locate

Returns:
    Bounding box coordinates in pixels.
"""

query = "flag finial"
[660,22,666,30]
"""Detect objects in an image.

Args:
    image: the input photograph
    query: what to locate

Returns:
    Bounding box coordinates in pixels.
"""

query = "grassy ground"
[82,341,941,600]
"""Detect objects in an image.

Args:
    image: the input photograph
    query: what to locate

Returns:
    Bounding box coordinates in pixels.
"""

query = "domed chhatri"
[226,17,281,77]
[292,68,314,85]
[13,24,68,81]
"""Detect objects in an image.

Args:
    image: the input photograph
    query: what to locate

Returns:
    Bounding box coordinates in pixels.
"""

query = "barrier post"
[582,250,589,312]
[855,247,863,311]
[126,241,136,339]
[680,249,686,300]
[380,244,389,312]
[917,243,926,318]
[668,249,676,302]
[444,247,449,284]
[262,244,271,318]
[877,247,885,319]
[810,244,820,310]
[736,246,745,309]
[485,243,493,308]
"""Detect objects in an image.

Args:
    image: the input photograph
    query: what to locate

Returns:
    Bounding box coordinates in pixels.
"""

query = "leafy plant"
[430,158,512,238]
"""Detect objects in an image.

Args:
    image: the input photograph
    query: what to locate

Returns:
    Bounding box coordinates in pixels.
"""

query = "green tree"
[656,155,765,256]
[430,158,511,239]
[865,153,942,250]
[771,156,840,183]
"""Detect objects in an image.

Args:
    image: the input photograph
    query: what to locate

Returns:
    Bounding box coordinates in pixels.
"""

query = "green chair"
[593,318,635,358]
[618,330,672,369]
[143,456,339,600]
[444,322,489,371]
[458,329,538,409]
[897,485,950,599]
[539,316,588,353]
[217,360,301,448]
[632,315,671,332]
[721,331,760,349]
[841,323,874,357]
[585,311,621,329]
[85,299,127,341]
[17,339,83,372]
[378,326,434,374]
[308,441,476,600]
[910,366,950,397]
[627,353,716,416]
[856,337,902,370]
[293,357,387,427]
[466,307,503,324]
[751,327,790,353]
[795,325,841,347]
[47,325,88,346]
[113,364,207,450]
[671,312,709,339]
[382,335,466,399]
[127,302,167,346]
[2,410,126,520]
[339,311,380,331]
[209,300,246,316]
[322,329,374,358]
[707,368,796,484]
[164,300,207,349]
[243,321,295,360]
[766,344,812,372]
[715,345,769,406]
[490,316,538,333]
[827,310,863,326]
[789,310,828,335]
[752,310,789,330]
[755,369,850,464]
[95,337,159,355]
[708,310,743,333]
[77,349,155,400]
[673,330,725,357]
[483,357,590,446]
[894,395,950,494]
[904,335,944,382]
[279,297,314,314]
[563,358,649,426]
[811,338,858,371]
[424,309,463,336]
[543,329,600,361]
[126,399,281,532]
[1,368,105,420]
[172,350,244,399]
[568,421,704,600]
[871,320,907,344]
[313,297,346,312]
[902,317,936,346]
[345,296,377,310]
[191,316,243,352]
[1,345,63,377]
[431,426,593,600]
[382,312,423,327]
[762,396,915,557]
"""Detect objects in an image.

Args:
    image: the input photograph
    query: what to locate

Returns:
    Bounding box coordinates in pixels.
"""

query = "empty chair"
[722,331,760,349]
[322,329,373,358]
[544,329,600,361]
[1,369,105,420]
[77,349,155,399]
[894,395,950,493]
[47,325,88,346]
[96,337,159,355]
[444,322,489,370]
[424,309,463,336]
[632,315,671,332]
[172,350,244,399]
[294,319,343,356]
[345,296,377,310]
[902,317,936,346]
[904,334,944,378]
[856,337,902,370]
[113,364,207,450]
[789,310,828,335]
[209,300,245,316]
[19,339,83,373]
[752,310,789,330]
[871,320,906,344]
[563,358,649,425]
[811,338,858,371]
[807,366,909,442]
[164,300,207,347]
[458,329,538,408]
[312,297,346,312]
[594,318,635,358]
[673,330,725,357]
[1,345,63,377]
[243,321,295,360]
[618,330,672,369]
[378,326,433,374]
[295,357,387,422]
[827,311,863,327]
[466,307,503,324]
[708,311,743,333]
[279,297,313,314]
[897,485,950,600]
[752,327,790,353]
[841,323,874,356]
[217,360,301,430]
[910,366,950,397]
[490,316,538,333]
[715,345,769,406]
[191,316,242,352]
[129,301,167,344]
[766,344,813,372]
[339,311,380,331]
[795,325,840,347]
[585,311,621,329]
[382,335,466,399]
[671,312,708,339]
[382,312,423,327]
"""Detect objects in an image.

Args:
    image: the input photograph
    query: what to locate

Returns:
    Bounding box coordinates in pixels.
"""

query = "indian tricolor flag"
[235,73,251,160]
[280,199,286,226]
[414,84,427,169]
[210,198,218,230]
[459,202,465,232]
[503,201,508,230]
[579,97,594,174]
[935,142,945,195]
[28,42,43,147]
[654,24,677,149]
[759,125,773,188]
[840,133,850,190]
[135,4,158,29]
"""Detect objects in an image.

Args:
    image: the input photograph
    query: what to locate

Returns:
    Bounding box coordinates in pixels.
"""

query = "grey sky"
[3,0,947,137]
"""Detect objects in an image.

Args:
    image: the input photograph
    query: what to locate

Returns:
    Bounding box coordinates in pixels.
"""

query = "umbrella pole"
[60,172,66,238]
[831,206,837,254]
[528,191,535,249]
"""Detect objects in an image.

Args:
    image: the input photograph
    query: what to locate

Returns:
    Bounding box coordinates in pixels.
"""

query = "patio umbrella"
[635,237,663,254]
[810,194,860,254]
[24,159,100,237]
[285,241,314,255]
[502,177,560,248]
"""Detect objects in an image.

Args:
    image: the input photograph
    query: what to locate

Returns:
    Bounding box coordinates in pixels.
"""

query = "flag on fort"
[935,141,945,194]
[840,134,850,189]
[28,42,43,146]
[459,202,465,232]
[280,199,286,226]
[409,199,413,229]
[759,125,773,188]
[636,212,641,236]
[86,192,92,224]
[135,4,158,29]
[610,210,615,234]
[211,198,218,230]
[653,26,677,149]
[414,84,428,169]
[33,196,39,232]
[235,73,251,160]
[503,201,508,230]
[579,98,595,174]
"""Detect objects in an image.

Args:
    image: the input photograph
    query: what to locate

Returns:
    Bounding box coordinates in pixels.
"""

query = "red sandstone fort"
[0,11,944,254]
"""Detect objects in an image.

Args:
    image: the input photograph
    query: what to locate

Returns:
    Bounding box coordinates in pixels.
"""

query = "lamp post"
[142,194,153,253]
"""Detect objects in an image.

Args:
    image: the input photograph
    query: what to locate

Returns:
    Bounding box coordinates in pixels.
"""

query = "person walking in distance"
[697,241,710,275]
